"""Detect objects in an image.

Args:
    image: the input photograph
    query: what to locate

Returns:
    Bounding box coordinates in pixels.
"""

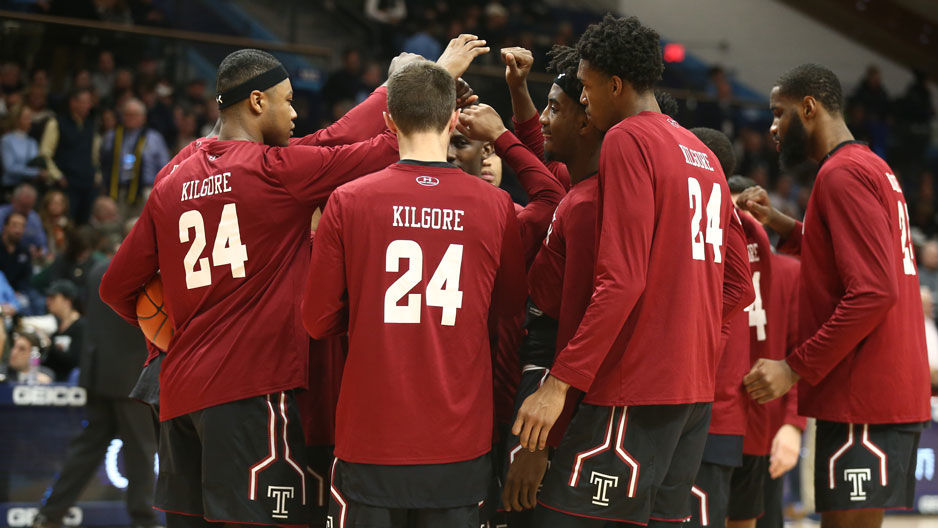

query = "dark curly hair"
[575,14,663,92]
[776,63,844,115]
[690,127,736,176]
[654,90,679,119]
[546,44,579,79]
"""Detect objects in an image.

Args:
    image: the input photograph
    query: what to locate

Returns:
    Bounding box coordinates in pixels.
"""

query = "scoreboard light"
[664,43,685,63]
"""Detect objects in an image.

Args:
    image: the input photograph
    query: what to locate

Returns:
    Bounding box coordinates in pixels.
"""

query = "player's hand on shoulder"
[503,447,549,511]
[387,52,425,79]
[735,185,774,225]
[456,103,507,143]
[436,34,490,79]
[501,47,534,89]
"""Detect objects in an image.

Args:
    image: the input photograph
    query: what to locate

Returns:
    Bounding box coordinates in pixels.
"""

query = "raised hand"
[436,34,490,79]
[455,77,478,109]
[501,47,534,90]
[387,52,425,79]
[456,103,507,142]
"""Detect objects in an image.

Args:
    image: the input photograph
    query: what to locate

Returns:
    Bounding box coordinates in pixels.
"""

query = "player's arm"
[501,47,538,124]
[302,193,349,338]
[723,210,756,320]
[457,104,564,264]
[514,129,654,450]
[745,169,899,403]
[270,129,399,207]
[100,202,159,326]
[491,197,529,318]
[735,185,802,255]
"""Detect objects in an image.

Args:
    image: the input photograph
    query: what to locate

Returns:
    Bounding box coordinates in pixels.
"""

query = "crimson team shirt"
[549,112,753,405]
[744,253,806,455]
[100,132,399,420]
[302,161,527,465]
[490,130,564,426]
[736,211,775,451]
[152,85,389,188]
[778,142,929,423]
[707,212,756,435]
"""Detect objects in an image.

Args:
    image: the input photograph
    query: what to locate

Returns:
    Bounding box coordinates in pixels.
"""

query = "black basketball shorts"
[537,402,712,525]
[814,420,922,512]
[727,455,769,521]
[155,391,309,526]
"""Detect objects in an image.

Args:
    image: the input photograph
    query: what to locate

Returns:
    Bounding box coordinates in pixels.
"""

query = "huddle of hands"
[385,35,539,145]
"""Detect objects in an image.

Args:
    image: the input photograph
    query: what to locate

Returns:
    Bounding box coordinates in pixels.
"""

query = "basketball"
[136,275,174,351]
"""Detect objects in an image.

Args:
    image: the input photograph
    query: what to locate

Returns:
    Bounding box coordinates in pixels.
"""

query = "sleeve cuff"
[785,349,820,386]
[784,416,808,430]
[548,360,594,394]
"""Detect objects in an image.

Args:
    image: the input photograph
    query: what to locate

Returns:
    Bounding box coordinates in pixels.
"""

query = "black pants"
[39,394,158,525]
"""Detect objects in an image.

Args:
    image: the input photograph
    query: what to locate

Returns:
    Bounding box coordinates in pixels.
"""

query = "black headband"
[553,73,584,107]
[215,65,289,110]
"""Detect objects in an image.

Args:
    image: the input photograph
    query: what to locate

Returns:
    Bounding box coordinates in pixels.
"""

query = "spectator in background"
[1,331,52,384]
[849,65,890,157]
[919,240,938,295]
[89,195,121,235]
[100,98,169,217]
[0,211,32,295]
[42,279,84,382]
[39,190,72,256]
[145,79,177,146]
[40,87,98,225]
[401,16,442,60]
[0,61,23,96]
[0,184,48,254]
[0,266,21,318]
[2,105,47,190]
[922,287,938,391]
[91,50,116,101]
[322,48,366,113]
[31,247,157,528]
[32,226,100,296]
[173,107,197,153]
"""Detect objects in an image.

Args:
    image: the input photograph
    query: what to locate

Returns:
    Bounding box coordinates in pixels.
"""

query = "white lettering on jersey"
[885,172,902,193]
[747,242,760,263]
[679,144,715,172]
[392,205,464,231]
[181,172,232,202]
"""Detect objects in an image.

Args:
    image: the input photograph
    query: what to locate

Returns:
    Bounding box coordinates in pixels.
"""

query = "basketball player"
[729,175,804,528]
[738,63,929,528]
[684,129,772,528]
[99,47,418,527]
[511,15,753,527]
[302,60,527,528]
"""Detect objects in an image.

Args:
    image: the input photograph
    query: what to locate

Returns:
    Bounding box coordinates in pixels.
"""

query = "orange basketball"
[136,275,174,351]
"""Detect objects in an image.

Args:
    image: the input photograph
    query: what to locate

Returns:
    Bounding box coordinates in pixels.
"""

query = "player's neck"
[811,117,855,162]
[568,142,601,185]
[397,131,450,163]
[216,115,262,143]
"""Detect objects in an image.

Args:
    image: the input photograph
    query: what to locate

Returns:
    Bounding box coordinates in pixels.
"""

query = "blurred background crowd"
[0,0,934,388]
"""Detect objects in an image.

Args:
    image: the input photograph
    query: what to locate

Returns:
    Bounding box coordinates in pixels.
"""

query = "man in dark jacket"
[32,254,157,528]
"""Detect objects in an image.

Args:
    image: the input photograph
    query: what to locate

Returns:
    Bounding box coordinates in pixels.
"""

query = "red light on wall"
[664,43,685,63]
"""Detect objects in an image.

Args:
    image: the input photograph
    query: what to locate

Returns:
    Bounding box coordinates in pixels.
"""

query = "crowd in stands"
[0,2,936,386]
[0,44,217,384]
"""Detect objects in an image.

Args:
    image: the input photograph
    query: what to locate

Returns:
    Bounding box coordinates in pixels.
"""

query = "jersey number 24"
[384,240,464,326]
